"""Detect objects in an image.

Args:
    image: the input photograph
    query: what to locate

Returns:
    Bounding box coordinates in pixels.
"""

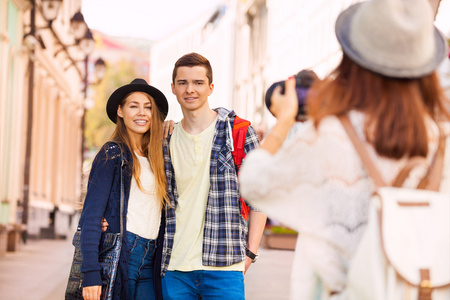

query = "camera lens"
[265,78,308,121]
[264,70,318,121]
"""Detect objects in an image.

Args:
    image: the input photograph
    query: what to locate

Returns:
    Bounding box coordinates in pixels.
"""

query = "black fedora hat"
[106,78,169,123]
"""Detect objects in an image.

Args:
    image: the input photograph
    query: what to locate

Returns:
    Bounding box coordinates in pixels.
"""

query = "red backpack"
[231,116,251,221]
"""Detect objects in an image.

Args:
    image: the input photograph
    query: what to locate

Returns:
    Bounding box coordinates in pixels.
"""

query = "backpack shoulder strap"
[391,157,427,188]
[340,115,446,190]
[232,116,251,171]
[417,128,446,191]
[339,115,386,187]
[231,115,252,221]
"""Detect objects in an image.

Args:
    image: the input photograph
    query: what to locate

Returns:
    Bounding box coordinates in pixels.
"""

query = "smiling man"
[158,52,266,299]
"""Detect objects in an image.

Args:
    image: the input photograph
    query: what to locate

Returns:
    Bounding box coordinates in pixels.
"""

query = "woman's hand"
[83,285,101,300]
[260,77,297,155]
[101,218,108,232]
[162,120,175,139]
[269,77,298,123]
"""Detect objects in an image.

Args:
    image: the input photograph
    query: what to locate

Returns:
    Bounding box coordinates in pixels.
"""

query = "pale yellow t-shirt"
[168,118,244,272]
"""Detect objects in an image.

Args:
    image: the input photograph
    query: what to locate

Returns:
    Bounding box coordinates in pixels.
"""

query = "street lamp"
[41,0,62,25]
[79,29,96,56]
[54,11,90,60]
[94,58,107,81]
[23,0,62,49]
[83,59,106,110]
[78,28,107,182]
[70,12,88,42]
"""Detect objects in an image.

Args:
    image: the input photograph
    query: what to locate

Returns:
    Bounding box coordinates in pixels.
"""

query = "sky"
[81,0,224,41]
[82,0,450,40]
[435,0,450,34]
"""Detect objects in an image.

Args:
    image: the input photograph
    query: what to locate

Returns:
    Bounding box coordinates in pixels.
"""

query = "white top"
[127,154,161,240]
[239,111,450,299]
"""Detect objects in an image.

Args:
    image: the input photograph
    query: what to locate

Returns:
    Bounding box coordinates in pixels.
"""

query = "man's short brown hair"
[172,52,213,85]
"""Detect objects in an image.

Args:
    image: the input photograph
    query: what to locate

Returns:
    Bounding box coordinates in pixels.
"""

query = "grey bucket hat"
[335,0,448,78]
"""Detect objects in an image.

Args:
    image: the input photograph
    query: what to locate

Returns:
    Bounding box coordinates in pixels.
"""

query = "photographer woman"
[239,0,450,298]
[79,79,169,300]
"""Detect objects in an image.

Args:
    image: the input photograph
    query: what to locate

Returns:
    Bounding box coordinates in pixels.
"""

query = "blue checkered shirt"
[161,108,259,276]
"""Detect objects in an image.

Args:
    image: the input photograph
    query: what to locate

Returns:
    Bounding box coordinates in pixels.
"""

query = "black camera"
[265,69,318,121]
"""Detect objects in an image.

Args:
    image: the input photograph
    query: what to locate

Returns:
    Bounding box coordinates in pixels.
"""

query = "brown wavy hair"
[308,54,450,159]
[110,91,169,207]
[172,52,213,85]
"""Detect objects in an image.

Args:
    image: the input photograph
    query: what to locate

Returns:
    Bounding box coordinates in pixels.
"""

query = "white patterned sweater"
[239,111,450,299]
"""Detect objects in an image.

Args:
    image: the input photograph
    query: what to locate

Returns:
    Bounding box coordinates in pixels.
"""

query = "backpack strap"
[391,157,428,188]
[231,115,251,221]
[232,116,251,171]
[340,115,446,191]
[339,115,386,187]
[417,128,446,191]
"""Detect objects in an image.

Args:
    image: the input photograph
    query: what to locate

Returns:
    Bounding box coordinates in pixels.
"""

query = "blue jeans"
[161,270,245,300]
[127,231,156,300]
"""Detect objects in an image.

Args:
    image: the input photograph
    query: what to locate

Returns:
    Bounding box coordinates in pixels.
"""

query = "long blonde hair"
[110,91,169,207]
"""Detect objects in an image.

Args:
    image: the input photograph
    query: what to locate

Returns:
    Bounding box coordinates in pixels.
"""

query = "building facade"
[150,0,449,133]
[0,0,88,253]
[232,0,365,132]
[149,0,365,126]
[0,0,30,253]
[149,0,237,122]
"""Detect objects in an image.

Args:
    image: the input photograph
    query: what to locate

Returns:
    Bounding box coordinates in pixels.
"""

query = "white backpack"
[339,116,450,300]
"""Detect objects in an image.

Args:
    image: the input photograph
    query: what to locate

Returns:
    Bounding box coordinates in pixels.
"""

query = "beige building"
[149,0,449,136]
[0,0,93,252]
[0,0,29,253]
[149,1,238,122]
[149,0,366,128]
[232,0,449,133]
[232,0,364,133]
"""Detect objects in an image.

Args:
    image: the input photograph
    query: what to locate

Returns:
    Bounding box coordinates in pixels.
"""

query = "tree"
[84,59,141,152]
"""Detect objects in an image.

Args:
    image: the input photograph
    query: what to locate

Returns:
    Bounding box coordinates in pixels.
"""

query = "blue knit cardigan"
[79,141,132,300]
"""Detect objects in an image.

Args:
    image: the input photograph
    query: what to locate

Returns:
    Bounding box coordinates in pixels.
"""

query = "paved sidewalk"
[0,238,74,300]
[0,238,294,299]
[245,248,294,300]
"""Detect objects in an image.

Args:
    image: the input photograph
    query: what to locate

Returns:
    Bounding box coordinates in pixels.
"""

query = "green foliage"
[268,226,298,235]
[84,59,143,150]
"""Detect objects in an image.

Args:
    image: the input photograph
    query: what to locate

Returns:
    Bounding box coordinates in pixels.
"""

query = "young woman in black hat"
[79,78,169,300]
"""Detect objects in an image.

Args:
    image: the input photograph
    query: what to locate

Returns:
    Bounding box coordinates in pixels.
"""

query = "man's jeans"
[161,270,245,299]
[127,231,156,300]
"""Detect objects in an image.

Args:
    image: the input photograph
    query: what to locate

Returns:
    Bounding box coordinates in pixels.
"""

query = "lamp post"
[80,57,106,153]
[22,0,37,238]
[80,40,106,183]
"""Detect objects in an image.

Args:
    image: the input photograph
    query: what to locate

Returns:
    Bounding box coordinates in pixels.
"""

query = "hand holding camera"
[265,69,318,122]
[267,77,298,122]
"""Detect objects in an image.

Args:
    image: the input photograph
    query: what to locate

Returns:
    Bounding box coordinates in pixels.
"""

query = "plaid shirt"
[161,107,259,276]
